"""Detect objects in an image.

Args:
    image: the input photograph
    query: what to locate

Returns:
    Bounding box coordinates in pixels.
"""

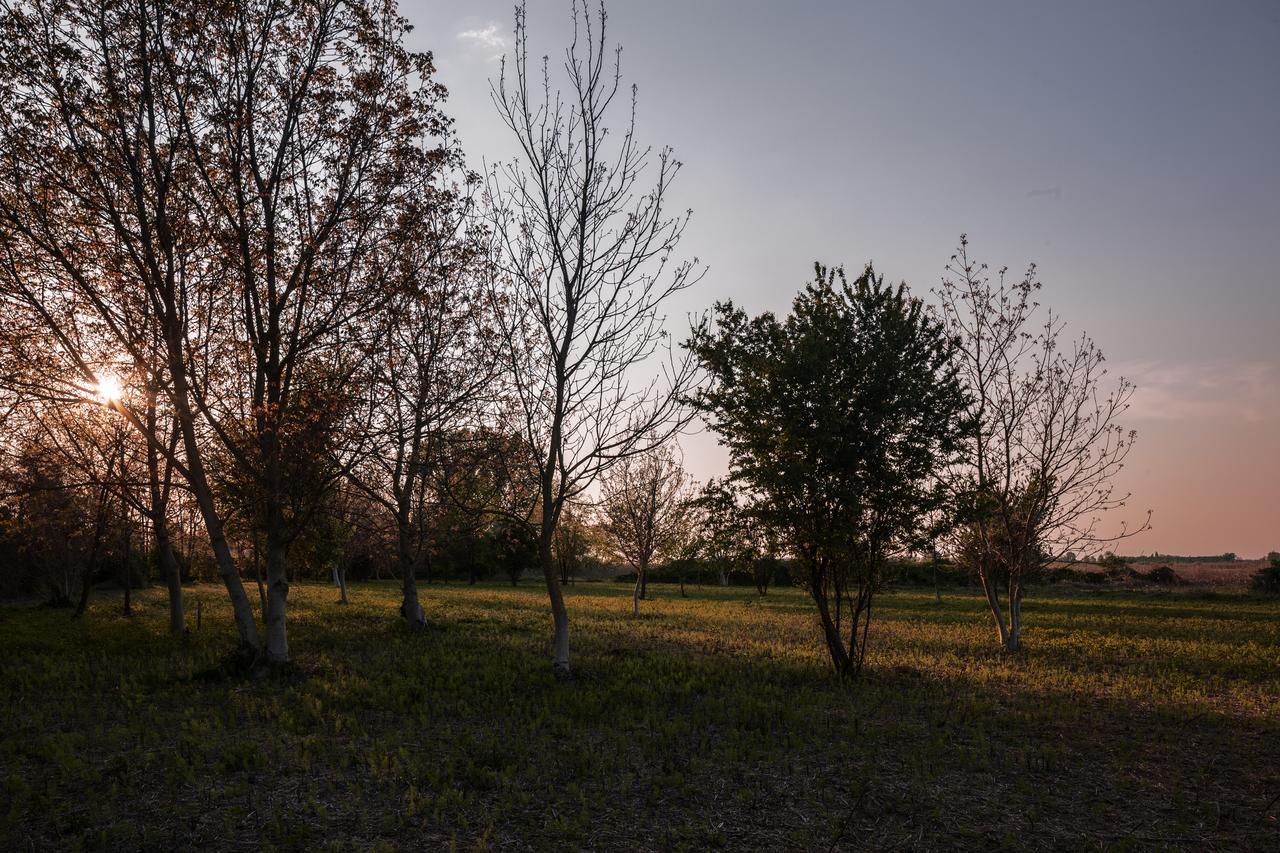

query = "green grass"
[2,581,1278,851]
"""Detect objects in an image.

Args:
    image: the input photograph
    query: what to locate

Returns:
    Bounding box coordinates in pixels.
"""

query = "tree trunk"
[978,566,1011,650]
[1006,580,1023,652]
[336,563,349,605]
[254,542,267,618]
[398,528,426,629]
[632,564,644,616]
[808,561,852,676]
[539,538,571,678]
[122,520,133,617]
[263,537,290,664]
[168,366,261,655]
[640,569,648,600]
[394,517,424,625]
[157,528,184,634]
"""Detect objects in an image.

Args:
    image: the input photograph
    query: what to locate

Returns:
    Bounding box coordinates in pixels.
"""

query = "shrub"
[1142,565,1182,586]
[1252,557,1280,595]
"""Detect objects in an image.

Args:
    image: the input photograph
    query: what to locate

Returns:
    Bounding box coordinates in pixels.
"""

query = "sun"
[95,373,123,403]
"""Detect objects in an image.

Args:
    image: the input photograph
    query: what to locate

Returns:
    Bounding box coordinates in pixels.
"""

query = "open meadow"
[3,582,1278,851]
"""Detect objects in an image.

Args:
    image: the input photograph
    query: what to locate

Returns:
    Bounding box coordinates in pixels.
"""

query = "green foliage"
[490,520,538,586]
[689,263,970,674]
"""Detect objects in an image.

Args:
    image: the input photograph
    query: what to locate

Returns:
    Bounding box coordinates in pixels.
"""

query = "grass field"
[3,581,1278,851]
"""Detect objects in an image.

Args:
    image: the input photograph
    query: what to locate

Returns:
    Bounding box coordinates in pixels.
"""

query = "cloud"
[1116,359,1280,423]
[456,23,509,59]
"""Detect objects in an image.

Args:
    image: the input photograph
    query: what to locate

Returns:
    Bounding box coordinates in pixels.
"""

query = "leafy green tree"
[689,478,756,589]
[689,263,969,677]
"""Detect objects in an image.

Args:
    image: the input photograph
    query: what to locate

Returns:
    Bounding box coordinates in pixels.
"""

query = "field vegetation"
[4,581,1278,851]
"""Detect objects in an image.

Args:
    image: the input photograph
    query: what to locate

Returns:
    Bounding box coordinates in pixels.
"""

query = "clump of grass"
[1,581,1277,849]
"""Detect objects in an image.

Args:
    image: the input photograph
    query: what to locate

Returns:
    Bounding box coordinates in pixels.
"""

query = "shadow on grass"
[2,582,1278,851]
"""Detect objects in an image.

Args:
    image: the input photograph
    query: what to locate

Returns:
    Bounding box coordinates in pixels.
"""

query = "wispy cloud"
[1117,360,1280,423]
[456,23,509,61]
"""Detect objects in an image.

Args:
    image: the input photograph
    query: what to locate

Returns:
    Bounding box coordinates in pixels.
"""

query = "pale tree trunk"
[147,416,183,634]
[1006,579,1023,652]
[253,542,267,617]
[632,563,646,616]
[539,536,571,678]
[169,353,261,655]
[335,563,349,605]
[263,536,290,664]
[978,568,1010,650]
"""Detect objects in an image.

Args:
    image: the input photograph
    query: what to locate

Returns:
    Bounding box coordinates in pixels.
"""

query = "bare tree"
[599,441,692,615]
[552,502,593,586]
[937,236,1150,652]
[348,163,495,630]
[485,1,700,675]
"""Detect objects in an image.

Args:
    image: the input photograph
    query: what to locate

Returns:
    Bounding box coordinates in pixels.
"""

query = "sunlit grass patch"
[2,581,1277,850]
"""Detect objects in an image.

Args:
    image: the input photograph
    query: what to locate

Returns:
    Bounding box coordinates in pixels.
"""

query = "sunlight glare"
[95,373,123,403]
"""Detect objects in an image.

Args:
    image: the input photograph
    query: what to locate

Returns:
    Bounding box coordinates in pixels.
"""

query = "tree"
[485,1,699,675]
[552,503,593,586]
[937,236,1149,652]
[348,153,493,629]
[599,441,693,615]
[689,478,755,589]
[1251,553,1280,595]
[0,0,455,665]
[492,517,538,586]
[690,263,969,677]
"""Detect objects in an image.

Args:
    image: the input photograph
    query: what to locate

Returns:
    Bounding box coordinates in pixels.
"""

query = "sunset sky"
[407,0,1280,557]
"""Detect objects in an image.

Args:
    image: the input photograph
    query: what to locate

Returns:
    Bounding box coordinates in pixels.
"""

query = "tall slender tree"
[486,1,699,676]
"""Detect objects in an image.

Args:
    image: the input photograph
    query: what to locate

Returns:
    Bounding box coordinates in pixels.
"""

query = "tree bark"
[808,561,852,676]
[263,537,290,664]
[978,565,1011,650]
[158,534,184,634]
[1006,579,1023,652]
[397,528,426,629]
[169,350,262,655]
[335,563,349,605]
[632,563,646,616]
[540,538,571,678]
[121,519,132,617]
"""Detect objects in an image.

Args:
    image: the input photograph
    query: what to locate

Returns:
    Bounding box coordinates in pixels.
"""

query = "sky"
[403,0,1280,558]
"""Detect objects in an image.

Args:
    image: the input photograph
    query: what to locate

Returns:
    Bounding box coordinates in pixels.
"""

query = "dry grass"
[2,581,1278,851]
